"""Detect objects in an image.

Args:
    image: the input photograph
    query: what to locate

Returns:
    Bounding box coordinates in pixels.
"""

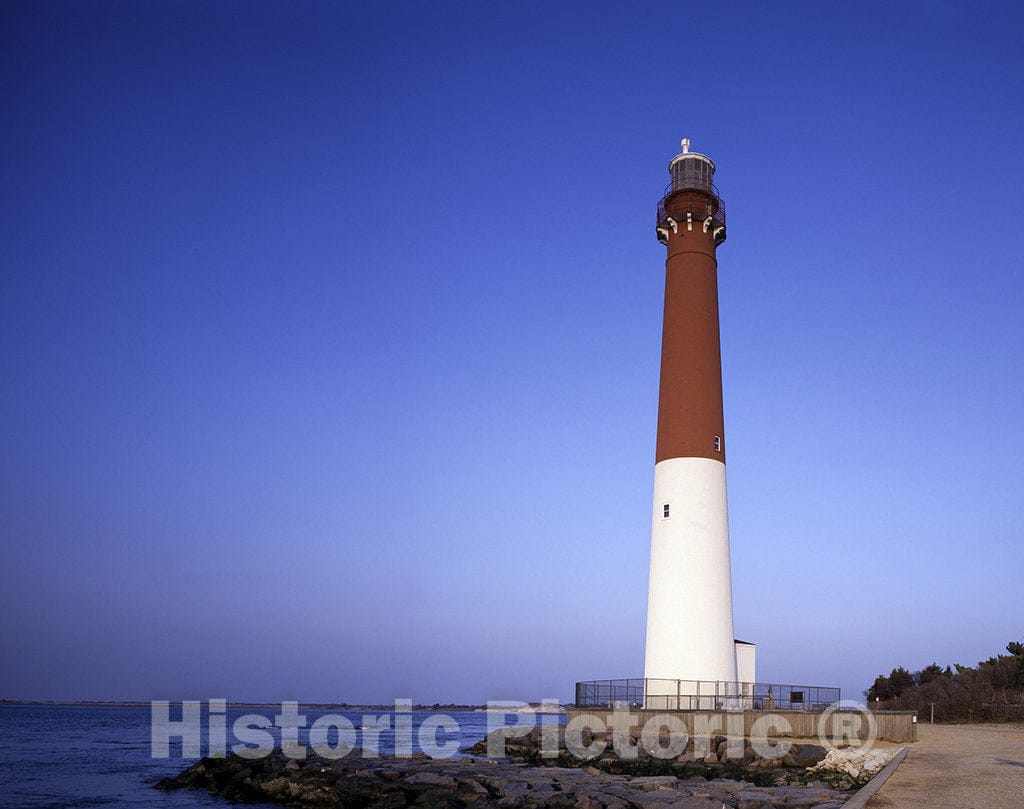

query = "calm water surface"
[0,705,523,808]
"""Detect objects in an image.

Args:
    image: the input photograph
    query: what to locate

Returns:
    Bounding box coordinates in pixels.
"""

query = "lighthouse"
[643,139,751,707]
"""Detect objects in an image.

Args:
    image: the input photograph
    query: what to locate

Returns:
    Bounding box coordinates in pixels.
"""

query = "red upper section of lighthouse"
[653,140,728,465]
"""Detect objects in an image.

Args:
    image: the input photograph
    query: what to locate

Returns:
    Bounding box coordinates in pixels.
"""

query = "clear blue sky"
[2,1,1022,704]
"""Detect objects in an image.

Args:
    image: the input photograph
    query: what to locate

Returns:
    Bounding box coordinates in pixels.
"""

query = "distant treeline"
[866,641,1024,723]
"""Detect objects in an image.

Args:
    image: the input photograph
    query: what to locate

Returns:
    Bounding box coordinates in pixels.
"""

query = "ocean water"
[0,704,544,808]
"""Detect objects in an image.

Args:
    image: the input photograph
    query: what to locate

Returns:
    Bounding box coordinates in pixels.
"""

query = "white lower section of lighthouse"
[644,456,738,698]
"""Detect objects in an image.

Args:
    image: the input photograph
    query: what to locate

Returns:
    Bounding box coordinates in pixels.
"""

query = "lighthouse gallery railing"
[656,180,727,231]
[574,679,840,712]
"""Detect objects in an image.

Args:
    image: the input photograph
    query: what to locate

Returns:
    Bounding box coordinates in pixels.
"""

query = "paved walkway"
[866,724,1024,809]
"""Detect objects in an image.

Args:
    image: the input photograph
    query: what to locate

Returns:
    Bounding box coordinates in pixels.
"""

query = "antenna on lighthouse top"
[681,138,690,154]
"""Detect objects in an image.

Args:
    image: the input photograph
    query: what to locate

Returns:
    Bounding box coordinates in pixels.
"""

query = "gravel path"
[865,724,1024,809]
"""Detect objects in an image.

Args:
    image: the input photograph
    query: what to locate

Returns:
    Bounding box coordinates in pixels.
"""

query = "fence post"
[930,703,934,724]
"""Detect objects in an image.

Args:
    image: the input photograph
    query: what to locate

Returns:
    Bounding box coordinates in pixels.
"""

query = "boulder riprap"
[807,747,897,784]
[155,747,851,809]
[468,727,862,789]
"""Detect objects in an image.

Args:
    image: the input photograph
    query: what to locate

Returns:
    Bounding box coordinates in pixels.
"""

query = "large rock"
[628,776,680,791]
[403,772,458,789]
[792,745,828,768]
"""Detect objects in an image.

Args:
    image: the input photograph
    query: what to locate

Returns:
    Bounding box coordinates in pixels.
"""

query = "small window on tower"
[714,435,722,452]
[663,504,670,519]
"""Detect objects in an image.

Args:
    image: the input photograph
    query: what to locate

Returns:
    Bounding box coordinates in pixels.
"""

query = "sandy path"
[866,724,1024,809]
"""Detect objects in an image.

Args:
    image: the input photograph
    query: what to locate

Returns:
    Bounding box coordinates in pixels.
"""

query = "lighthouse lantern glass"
[669,156,714,195]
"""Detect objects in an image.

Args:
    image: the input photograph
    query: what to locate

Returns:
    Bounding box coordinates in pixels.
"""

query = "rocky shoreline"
[481,727,898,790]
[156,747,852,809]
[157,724,903,809]
[154,724,904,809]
